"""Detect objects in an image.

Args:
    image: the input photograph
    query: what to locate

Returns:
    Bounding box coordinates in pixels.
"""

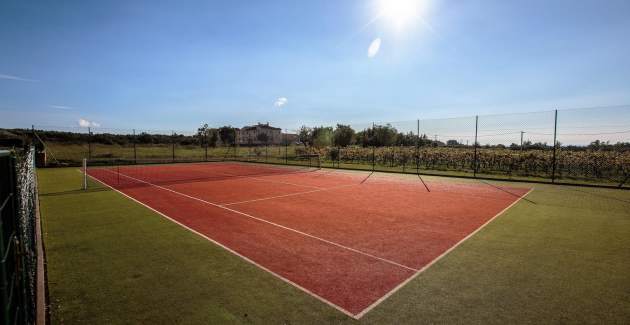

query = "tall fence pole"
[473,115,478,177]
[284,130,288,165]
[416,119,420,174]
[552,109,558,183]
[205,132,208,162]
[172,131,175,163]
[372,122,376,171]
[133,129,137,164]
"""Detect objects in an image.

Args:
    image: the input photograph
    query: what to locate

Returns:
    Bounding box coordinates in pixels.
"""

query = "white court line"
[84,171,358,319]
[221,183,359,206]
[121,162,325,190]
[213,169,324,190]
[353,187,534,318]
[98,168,418,272]
[85,167,533,319]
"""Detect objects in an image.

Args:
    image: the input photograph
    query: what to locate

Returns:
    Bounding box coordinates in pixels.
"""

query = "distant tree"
[312,126,333,148]
[298,126,312,147]
[218,126,236,146]
[208,130,218,147]
[371,124,397,147]
[354,130,366,146]
[446,139,459,146]
[395,132,416,146]
[333,124,355,147]
[197,123,209,145]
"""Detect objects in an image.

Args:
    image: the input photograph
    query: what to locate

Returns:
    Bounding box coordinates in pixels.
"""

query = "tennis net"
[83,156,321,189]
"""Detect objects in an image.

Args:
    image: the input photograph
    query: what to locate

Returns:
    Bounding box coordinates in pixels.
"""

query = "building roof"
[241,123,281,131]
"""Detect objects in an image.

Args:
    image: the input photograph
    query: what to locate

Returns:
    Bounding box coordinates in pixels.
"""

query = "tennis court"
[85,161,531,318]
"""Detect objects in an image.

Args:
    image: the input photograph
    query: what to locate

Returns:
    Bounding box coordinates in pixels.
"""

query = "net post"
[473,115,478,177]
[83,158,87,190]
[551,109,558,183]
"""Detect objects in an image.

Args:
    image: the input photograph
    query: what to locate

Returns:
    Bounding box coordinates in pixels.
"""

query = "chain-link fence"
[0,147,39,325]
[1,105,629,188]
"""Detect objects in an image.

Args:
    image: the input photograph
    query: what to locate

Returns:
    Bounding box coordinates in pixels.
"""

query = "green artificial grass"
[38,167,630,324]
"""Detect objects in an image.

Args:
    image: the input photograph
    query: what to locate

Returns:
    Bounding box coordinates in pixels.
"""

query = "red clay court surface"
[87,162,531,318]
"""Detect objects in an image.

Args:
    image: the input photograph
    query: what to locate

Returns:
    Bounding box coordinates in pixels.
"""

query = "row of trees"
[2,126,629,152]
[297,124,435,148]
[295,124,630,152]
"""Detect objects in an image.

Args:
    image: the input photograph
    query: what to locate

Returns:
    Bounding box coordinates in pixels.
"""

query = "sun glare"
[378,0,423,29]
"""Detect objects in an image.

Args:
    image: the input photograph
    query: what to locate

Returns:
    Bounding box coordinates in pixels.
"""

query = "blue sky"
[1,0,630,133]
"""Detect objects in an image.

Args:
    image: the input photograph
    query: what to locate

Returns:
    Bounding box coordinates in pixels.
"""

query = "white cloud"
[274,97,288,108]
[368,38,382,58]
[0,73,37,82]
[78,118,100,128]
[50,105,74,110]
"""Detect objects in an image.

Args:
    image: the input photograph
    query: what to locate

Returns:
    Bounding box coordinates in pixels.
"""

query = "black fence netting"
[0,146,38,325]
[1,105,629,188]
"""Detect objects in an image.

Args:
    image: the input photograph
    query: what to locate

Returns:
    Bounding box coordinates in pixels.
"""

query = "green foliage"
[298,126,312,147]
[218,126,236,146]
[312,126,333,148]
[333,124,355,147]
[208,130,218,148]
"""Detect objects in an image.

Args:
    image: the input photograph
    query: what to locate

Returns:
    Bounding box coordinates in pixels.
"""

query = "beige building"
[237,123,282,145]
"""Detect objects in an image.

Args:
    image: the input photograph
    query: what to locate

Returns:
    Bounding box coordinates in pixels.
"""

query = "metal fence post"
[473,115,478,177]
[133,129,137,164]
[372,122,376,171]
[205,132,208,162]
[172,131,175,162]
[552,109,558,183]
[416,119,420,174]
[284,130,288,165]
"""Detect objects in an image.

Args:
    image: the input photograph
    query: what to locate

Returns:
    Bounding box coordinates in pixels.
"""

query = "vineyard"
[25,140,630,187]
[297,146,630,185]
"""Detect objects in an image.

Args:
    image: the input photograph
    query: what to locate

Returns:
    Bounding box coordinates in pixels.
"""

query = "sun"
[378,0,423,29]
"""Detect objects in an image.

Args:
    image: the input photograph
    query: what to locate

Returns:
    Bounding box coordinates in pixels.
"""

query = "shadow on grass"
[568,187,630,205]
[478,180,537,204]
[39,187,111,197]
